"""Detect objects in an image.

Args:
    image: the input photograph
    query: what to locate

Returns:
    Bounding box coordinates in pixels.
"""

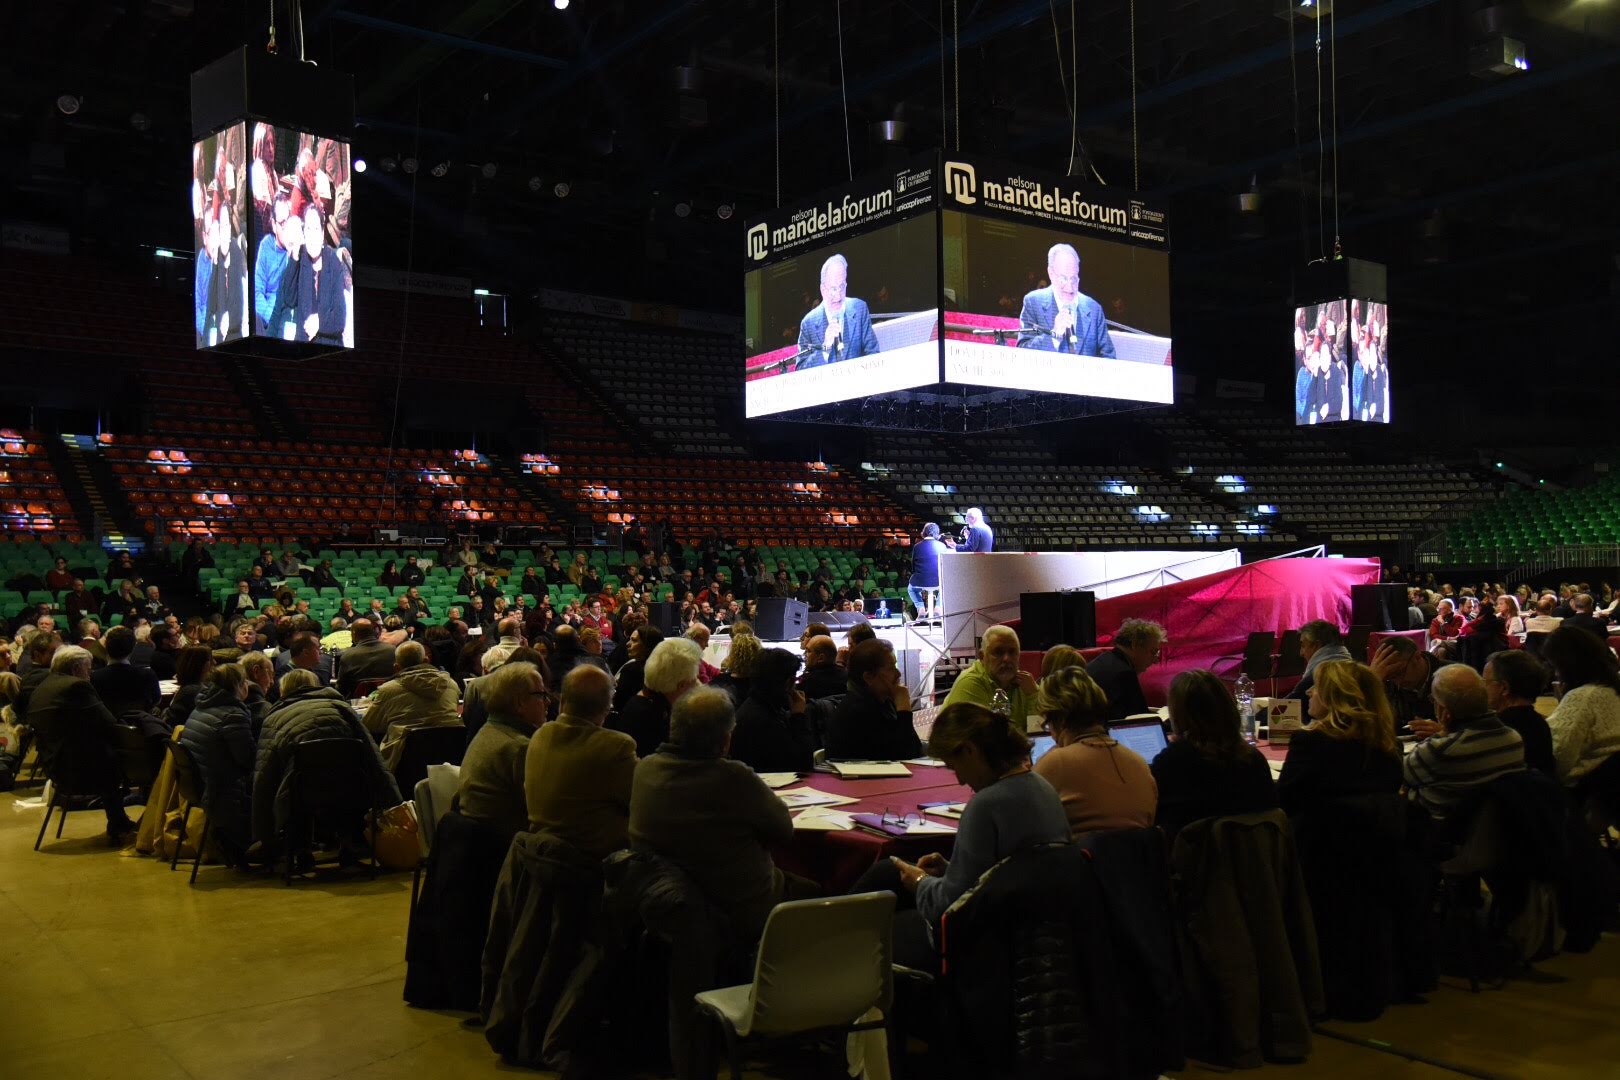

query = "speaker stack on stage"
[755,597,810,641]
[647,602,683,638]
[1019,591,1098,650]
[1350,583,1409,632]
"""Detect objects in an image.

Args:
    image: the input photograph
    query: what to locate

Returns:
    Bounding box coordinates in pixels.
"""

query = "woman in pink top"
[1031,666,1157,837]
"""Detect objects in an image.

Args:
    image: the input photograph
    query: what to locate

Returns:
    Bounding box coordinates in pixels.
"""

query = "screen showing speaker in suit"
[941,211,1172,404]
[744,213,941,418]
[1293,298,1388,426]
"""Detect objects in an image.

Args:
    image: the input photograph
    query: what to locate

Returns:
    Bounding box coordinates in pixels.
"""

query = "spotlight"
[716,203,734,221]
[1469,35,1529,77]
[528,175,543,192]
[381,157,398,173]
[56,94,81,115]
[401,157,419,174]
[674,201,692,219]
[553,181,571,198]
[554,0,569,9]
[430,161,450,178]
[481,161,498,179]
[353,157,368,173]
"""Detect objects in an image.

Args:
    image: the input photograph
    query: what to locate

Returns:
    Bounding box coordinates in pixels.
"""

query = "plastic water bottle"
[990,687,1011,718]
[1234,673,1257,744]
[876,600,889,620]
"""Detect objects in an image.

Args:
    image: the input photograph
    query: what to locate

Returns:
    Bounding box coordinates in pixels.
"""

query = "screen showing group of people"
[940,212,1173,404]
[1293,298,1389,426]
[191,121,354,350]
[742,213,941,418]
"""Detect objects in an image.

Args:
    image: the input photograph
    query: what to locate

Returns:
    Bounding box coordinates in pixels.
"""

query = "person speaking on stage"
[1017,243,1116,358]
[796,253,879,368]
[960,508,994,553]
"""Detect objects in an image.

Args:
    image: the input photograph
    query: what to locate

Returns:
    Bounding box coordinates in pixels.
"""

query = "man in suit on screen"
[1017,243,1116,358]
[796,253,880,368]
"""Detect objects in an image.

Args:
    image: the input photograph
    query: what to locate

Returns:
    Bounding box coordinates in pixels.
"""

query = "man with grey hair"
[1288,620,1353,701]
[795,251,879,369]
[1017,242,1116,357]
[610,637,703,757]
[526,665,635,857]
[960,506,994,553]
[1088,618,1166,720]
[1403,665,1525,820]
[943,624,1035,723]
[630,686,798,945]
[26,644,135,842]
[369,638,463,766]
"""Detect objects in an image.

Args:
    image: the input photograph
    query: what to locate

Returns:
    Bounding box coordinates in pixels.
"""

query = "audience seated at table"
[609,636,700,758]
[1370,636,1448,734]
[238,651,275,735]
[1561,593,1609,640]
[1031,665,1157,836]
[797,634,847,701]
[942,625,1036,723]
[1153,669,1278,836]
[1276,660,1402,817]
[179,662,256,864]
[1085,618,1166,720]
[1541,625,1620,786]
[1483,650,1557,776]
[629,686,801,947]
[457,661,546,842]
[730,647,829,773]
[824,639,920,761]
[334,618,395,697]
[1038,644,1086,681]
[525,665,635,858]
[368,641,464,769]
[26,645,136,843]
[164,645,216,728]
[1402,665,1526,821]
[855,701,1070,971]
[609,624,662,712]
[1287,620,1353,701]
[91,625,161,719]
[708,629,761,704]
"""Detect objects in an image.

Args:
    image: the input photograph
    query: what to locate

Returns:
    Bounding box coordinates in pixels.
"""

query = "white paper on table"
[793,807,855,831]
[756,772,800,789]
[921,802,966,819]
[776,787,860,809]
[901,757,945,767]
[831,762,912,779]
[898,819,956,836]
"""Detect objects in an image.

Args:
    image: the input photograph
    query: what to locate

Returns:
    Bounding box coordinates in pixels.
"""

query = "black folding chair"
[164,740,212,884]
[281,738,391,885]
[390,725,467,797]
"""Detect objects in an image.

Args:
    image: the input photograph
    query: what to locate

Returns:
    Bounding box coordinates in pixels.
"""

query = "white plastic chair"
[694,891,896,1080]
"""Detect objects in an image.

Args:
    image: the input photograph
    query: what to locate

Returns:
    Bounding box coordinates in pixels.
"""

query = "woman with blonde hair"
[710,630,761,705]
[1032,665,1157,836]
[1275,660,1401,816]
[1038,644,1086,681]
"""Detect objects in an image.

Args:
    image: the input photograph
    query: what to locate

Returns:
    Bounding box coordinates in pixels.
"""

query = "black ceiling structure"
[2,0,1616,422]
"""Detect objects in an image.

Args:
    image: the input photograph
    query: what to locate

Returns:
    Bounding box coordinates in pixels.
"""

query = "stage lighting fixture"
[554,0,569,9]
[528,175,543,192]
[402,156,419,174]
[1470,35,1530,77]
[716,203,734,220]
[430,161,450,177]
[56,94,81,115]
[353,157,368,173]
[553,181,571,198]
[674,201,692,218]
[481,161,498,179]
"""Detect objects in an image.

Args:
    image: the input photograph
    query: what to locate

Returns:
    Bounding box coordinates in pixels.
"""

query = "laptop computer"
[1107,719,1170,764]
[1029,735,1057,765]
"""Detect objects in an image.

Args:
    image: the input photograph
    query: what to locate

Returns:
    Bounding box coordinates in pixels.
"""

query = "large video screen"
[245,123,354,347]
[941,211,1172,403]
[192,123,250,349]
[1293,298,1388,425]
[744,213,940,418]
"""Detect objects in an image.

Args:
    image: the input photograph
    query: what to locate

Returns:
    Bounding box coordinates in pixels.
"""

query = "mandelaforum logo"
[943,160,977,205]
[746,223,769,261]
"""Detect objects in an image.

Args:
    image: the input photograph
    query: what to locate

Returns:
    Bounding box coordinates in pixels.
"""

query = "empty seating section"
[543,314,748,456]
[0,539,114,626]
[104,437,550,541]
[1440,474,1620,561]
[0,431,80,539]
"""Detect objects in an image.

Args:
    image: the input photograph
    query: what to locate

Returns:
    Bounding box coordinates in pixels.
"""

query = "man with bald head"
[1403,664,1526,821]
[798,634,846,700]
[795,252,880,369]
[334,617,394,697]
[1017,242,1116,357]
[525,664,636,858]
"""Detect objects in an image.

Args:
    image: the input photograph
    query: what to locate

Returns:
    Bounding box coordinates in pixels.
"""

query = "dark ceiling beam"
[329,10,568,69]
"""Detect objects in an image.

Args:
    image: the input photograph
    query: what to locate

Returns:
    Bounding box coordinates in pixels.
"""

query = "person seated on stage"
[630,687,802,947]
[1153,669,1278,837]
[611,637,701,758]
[1275,661,1402,819]
[730,648,830,774]
[825,639,920,762]
[1033,665,1157,838]
[26,645,137,844]
[1079,618,1165,722]
[368,641,463,769]
[526,665,636,858]
[956,508,994,553]
[859,702,1070,971]
[1483,650,1557,776]
[1369,635,1449,735]
[1016,243,1116,358]
[797,635,847,701]
[1288,620,1354,701]
[1038,644,1086,682]
[907,522,946,621]
[944,625,1036,724]
[796,253,879,368]
[1403,665,1526,822]
[1542,625,1620,788]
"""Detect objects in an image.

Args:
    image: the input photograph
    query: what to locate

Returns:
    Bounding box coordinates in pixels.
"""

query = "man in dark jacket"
[26,646,135,841]
[92,626,161,718]
[180,663,256,859]
[15,631,61,720]
[1088,619,1165,720]
[825,639,921,761]
[273,631,332,688]
[333,618,394,697]
[730,648,828,774]
[797,635,847,701]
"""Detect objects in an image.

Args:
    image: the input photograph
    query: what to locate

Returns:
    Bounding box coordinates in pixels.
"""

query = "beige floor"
[3,790,1617,1080]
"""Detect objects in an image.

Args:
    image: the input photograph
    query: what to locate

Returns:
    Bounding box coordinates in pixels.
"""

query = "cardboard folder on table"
[828,761,912,779]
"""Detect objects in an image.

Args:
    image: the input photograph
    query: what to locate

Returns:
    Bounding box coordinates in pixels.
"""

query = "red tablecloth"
[772,765,971,892]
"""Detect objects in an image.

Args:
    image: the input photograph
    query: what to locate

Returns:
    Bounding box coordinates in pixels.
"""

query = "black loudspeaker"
[1351,583,1408,632]
[755,597,810,640]
[1019,591,1097,651]
[647,602,682,638]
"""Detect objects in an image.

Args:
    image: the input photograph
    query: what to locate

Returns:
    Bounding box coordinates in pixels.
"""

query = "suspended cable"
[1129,0,1139,190]
[1289,3,1307,259]
[1329,0,1341,258]
[379,88,423,529]
[940,0,948,148]
[836,0,853,181]
[773,0,780,207]
[952,0,960,151]
[1069,0,1078,177]
[1313,12,1326,262]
